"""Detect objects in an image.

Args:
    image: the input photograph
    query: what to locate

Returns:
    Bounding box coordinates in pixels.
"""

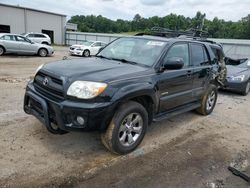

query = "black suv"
[24,34,225,154]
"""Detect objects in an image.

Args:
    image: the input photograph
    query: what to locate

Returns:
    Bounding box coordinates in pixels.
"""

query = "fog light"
[76,116,85,125]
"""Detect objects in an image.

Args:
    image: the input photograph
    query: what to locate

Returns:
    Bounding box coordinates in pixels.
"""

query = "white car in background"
[69,41,107,57]
[22,32,51,45]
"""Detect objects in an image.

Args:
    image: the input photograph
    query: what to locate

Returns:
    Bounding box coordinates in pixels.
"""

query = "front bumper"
[47,48,54,56]
[23,82,115,132]
[69,49,83,56]
[223,79,248,93]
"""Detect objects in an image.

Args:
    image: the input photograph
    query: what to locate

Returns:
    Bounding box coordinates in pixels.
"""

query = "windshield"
[81,41,94,46]
[98,37,167,66]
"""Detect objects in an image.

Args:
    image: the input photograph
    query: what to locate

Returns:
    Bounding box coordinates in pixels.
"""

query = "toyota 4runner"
[24,32,225,154]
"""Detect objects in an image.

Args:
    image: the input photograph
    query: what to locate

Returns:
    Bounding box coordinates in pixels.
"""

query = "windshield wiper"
[96,55,111,60]
[111,58,138,65]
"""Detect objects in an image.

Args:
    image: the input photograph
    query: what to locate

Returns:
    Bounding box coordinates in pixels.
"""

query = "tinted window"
[16,36,30,43]
[203,47,210,65]
[164,43,189,67]
[1,35,15,41]
[28,34,35,37]
[191,44,210,66]
[93,42,101,47]
[35,34,46,38]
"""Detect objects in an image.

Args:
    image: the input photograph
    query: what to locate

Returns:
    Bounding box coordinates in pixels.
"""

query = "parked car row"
[0,32,107,58]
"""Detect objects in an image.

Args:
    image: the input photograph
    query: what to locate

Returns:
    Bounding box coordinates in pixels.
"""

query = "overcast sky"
[1,0,250,21]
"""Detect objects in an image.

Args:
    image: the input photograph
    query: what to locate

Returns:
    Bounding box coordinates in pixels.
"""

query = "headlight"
[35,64,44,75]
[229,75,245,82]
[67,81,107,99]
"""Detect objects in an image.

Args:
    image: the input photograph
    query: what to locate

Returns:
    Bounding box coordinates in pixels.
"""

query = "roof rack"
[135,27,209,40]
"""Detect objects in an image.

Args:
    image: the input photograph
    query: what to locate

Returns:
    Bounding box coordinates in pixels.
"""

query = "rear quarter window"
[191,43,210,66]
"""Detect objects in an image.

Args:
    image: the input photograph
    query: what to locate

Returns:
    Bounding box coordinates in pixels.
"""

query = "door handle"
[186,70,192,77]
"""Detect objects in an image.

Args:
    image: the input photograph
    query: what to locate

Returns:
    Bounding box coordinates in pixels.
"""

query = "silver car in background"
[0,33,54,57]
[22,32,51,45]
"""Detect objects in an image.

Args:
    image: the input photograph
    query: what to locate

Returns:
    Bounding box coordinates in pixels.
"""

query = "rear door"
[190,43,212,99]
[1,35,19,52]
[158,42,194,112]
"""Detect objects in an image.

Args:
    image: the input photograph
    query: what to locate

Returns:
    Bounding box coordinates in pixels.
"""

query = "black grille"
[34,71,64,100]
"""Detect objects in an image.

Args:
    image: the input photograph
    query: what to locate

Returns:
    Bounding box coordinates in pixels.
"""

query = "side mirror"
[163,57,184,70]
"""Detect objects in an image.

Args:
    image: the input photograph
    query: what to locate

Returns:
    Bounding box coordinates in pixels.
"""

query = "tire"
[83,50,90,57]
[196,84,218,115]
[46,123,68,135]
[241,82,250,96]
[38,48,48,57]
[0,46,4,56]
[101,101,148,155]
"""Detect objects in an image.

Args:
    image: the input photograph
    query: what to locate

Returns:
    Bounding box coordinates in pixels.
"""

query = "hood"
[42,57,151,83]
[226,65,249,77]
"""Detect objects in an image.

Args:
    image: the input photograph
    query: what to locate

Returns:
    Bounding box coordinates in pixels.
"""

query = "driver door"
[158,42,194,112]
[15,36,36,54]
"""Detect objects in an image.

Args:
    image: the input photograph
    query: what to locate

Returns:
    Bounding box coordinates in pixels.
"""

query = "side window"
[203,47,210,65]
[16,36,30,43]
[28,34,35,37]
[191,43,209,66]
[93,42,101,47]
[164,43,189,67]
[2,35,15,41]
[35,34,46,38]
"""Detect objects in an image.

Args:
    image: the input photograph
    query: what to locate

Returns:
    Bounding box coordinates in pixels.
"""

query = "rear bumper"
[23,81,115,132]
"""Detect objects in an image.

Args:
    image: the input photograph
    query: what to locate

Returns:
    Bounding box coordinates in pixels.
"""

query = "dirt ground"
[0,47,250,188]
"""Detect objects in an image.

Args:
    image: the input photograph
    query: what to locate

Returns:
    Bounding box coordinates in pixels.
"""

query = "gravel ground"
[0,47,250,188]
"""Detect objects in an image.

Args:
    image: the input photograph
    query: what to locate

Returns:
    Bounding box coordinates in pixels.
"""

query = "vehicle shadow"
[1,54,51,58]
[219,89,246,97]
[36,110,200,159]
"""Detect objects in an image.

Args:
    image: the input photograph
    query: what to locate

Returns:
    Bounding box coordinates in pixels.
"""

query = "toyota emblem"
[43,77,49,86]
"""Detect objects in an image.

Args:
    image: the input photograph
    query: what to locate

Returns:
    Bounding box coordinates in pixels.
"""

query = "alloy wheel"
[118,113,143,147]
[206,90,216,111]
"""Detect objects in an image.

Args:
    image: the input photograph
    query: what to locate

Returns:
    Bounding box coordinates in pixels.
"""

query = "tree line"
[68,12,250,39]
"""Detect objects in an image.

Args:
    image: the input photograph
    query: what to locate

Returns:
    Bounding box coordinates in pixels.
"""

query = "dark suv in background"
[24,28,226,154]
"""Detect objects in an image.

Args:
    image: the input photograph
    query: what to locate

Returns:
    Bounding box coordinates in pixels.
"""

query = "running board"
[153,102,200,122]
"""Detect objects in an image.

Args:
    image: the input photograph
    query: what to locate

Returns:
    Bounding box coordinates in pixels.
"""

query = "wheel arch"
[0,45,6,53]
[111,83,158,124]
[37,47,48,55]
